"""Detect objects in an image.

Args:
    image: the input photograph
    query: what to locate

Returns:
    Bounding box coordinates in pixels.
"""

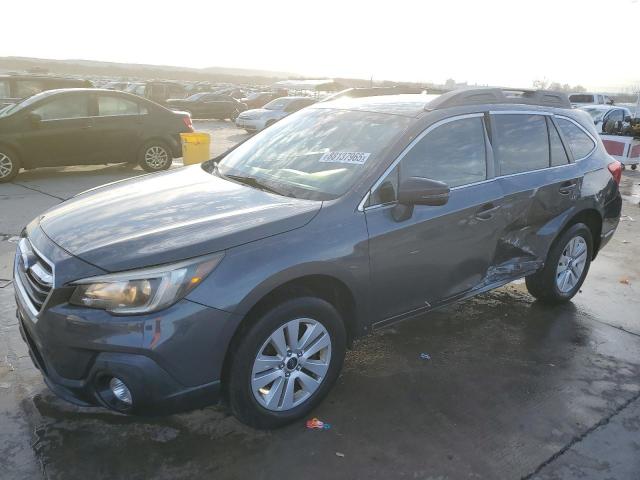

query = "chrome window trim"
[489,110,553,116]
[14,238,55,318]
[552,115,598,161]
[358,113,486,212]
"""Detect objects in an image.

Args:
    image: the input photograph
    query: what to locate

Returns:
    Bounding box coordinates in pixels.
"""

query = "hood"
[38,166,321,272]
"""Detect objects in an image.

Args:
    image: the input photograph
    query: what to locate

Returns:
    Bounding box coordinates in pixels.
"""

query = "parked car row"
[0,74,92,108]
[166,93,247,120]
[12,88,622,429]
[0,89,193,182]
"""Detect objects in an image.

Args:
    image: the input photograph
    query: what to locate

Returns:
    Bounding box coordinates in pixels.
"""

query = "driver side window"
[369,116,487,206]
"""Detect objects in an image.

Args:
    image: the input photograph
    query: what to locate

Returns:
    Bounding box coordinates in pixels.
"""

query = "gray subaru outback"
[14,88,622,428]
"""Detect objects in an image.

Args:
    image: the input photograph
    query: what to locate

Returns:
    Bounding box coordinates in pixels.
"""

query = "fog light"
[109,377,132,405]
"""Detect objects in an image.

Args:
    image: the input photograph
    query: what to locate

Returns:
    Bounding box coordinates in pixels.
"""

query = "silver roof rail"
[426,88,572,110]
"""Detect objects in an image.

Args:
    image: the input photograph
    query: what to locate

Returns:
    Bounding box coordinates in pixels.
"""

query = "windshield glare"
[216,108,411,200]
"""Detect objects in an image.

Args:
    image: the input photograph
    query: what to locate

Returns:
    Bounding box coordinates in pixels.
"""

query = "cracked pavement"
[1,125,639,479]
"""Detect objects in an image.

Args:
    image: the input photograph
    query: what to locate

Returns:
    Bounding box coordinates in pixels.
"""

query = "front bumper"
[14,229,239,415]
[234,117,263,131]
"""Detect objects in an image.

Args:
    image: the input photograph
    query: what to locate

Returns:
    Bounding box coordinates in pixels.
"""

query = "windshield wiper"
[224,174,284,196]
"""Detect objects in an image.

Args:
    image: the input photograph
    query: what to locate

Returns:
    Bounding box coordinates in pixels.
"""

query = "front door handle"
[475,203,501,220]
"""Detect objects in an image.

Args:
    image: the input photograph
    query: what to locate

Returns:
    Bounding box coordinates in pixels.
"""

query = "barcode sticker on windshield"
[319,151,371,165]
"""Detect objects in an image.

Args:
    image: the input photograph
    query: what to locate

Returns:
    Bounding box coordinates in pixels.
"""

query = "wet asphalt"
[1,126,639,479]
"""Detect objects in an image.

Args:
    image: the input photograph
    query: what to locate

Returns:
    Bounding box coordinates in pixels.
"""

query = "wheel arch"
[0,141,25,165]
[219,273,359,393]
[556,208,603,260]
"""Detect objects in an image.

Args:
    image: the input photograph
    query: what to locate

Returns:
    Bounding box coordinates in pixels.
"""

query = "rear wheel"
[0,148,21,183]
[227,297,346,429]
[139,141,172,172]
[525,223,592,304]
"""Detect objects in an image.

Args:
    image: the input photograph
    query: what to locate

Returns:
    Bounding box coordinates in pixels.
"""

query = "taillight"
[607,160,622,185]
[182,115,194,132]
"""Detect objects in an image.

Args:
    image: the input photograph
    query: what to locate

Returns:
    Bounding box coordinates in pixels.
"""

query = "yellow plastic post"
[180,132,211,165]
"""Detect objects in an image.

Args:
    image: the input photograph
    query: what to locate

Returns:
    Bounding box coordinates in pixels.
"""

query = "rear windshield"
[579,107,606,122]
[569,94,595,104]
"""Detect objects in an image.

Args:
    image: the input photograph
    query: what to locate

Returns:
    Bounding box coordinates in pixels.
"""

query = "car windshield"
[580,107,606,122]
[0,93,47,117]
[216,108,412,201]
[264,98,292,110]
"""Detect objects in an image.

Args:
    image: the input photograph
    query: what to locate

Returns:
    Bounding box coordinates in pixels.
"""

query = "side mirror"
[28,113,42,127]
[398,177,450,206]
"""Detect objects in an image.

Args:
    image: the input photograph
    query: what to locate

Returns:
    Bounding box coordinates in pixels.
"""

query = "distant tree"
[533,80,587,93]
[533,78,549,90]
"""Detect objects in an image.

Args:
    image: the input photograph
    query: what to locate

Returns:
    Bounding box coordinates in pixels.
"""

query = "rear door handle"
[475,203,501,220]
[559,181,577,195]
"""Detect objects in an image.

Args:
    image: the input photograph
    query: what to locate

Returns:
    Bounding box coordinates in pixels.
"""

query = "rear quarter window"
[493,114,549,175]
[556,118,595,160]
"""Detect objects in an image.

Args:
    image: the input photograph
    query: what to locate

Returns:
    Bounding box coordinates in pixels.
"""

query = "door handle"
[558,181,577,195]
[475,203,500,220]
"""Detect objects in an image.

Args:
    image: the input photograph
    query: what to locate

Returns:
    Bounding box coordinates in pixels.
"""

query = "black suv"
[0,88,193,182]
[14,89,622,428]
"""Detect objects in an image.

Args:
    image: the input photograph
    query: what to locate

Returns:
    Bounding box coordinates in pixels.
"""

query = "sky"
[2,0,639,91]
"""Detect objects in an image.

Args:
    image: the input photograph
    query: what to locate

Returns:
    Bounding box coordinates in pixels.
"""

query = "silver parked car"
[235,96,316,132]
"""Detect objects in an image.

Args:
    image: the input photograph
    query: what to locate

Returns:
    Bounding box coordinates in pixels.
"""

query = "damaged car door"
[364,114,507,325]
[491,112,584,275]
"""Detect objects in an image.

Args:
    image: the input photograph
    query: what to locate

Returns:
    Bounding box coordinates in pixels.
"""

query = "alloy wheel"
[144,146,169,170]
[0,153,13,179]
[251,318,332,412]
[556,235,588,293]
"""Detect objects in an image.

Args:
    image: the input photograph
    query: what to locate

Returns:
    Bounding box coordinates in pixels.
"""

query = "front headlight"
[69,253,224,315]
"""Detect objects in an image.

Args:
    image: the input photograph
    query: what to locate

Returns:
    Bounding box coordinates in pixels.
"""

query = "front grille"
[14,238,54,313]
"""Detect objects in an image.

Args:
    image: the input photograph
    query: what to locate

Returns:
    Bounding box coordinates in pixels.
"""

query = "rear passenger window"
[98,96,140,116]
[556,118,595,159]
[548,118,569,166]
[493,114,549,175]
[401,117,487,188]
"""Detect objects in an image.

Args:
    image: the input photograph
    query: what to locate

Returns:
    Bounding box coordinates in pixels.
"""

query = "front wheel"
[227,297,346,429]
[138,141,172,172]
[0,148,21,183]
[525,223,593,304]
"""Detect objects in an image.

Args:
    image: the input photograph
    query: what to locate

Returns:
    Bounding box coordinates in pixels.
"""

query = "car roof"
[314,94,440,117]
[577,104,622,111]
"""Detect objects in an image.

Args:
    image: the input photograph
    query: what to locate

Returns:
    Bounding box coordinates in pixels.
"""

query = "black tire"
[0,147,21,183]
[632,164,637,170]
[227,297,346,429]
[138,140,172,172]
[525,223,593,304]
